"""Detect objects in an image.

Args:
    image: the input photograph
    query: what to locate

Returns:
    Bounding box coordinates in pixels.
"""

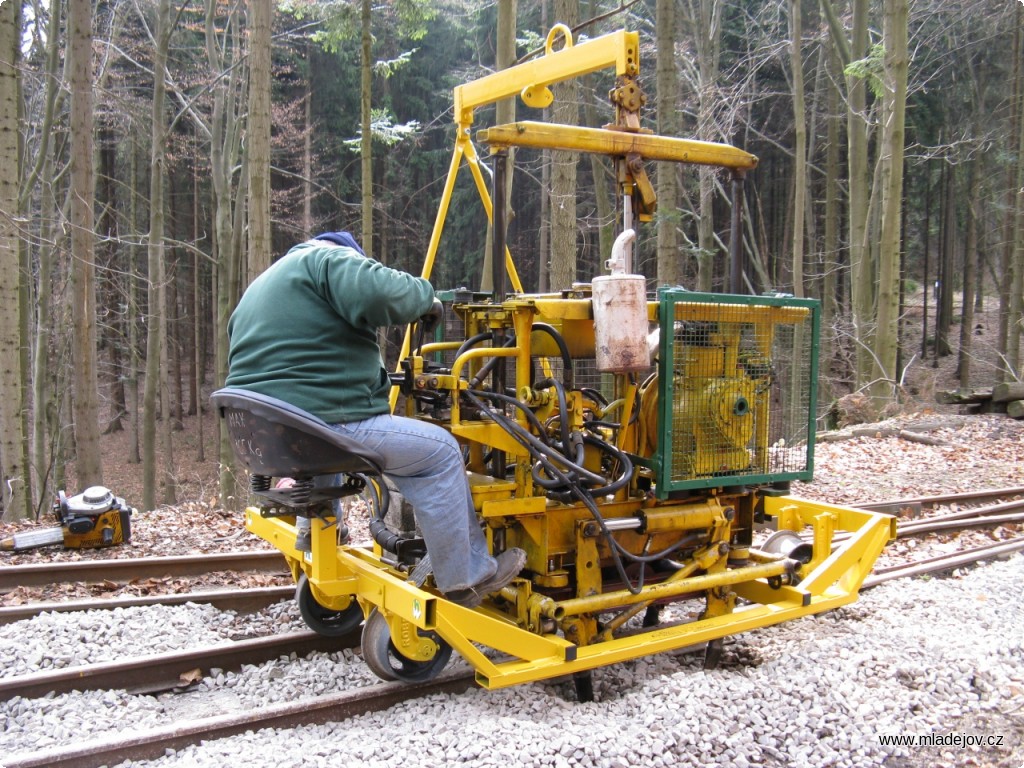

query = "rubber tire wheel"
[295,573,363,637]
[361,609,453,683]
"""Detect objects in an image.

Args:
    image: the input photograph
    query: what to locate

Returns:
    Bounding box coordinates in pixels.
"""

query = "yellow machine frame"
[244,26,894,693]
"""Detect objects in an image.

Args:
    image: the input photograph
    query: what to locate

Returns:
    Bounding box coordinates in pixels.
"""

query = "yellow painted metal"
[247,487,893,690]
[764,496,896,594]
[383,610,444,662]
[452,29,639,126]
[552,558,789,618]
[478,122,758,170]
[640,499,724,533]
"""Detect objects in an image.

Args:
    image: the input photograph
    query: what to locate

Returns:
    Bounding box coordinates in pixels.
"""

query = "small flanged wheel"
[361,609,452,683]
[295,573,363,637]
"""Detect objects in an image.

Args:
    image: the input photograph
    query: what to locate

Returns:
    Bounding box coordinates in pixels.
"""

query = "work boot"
[446,548,527,608]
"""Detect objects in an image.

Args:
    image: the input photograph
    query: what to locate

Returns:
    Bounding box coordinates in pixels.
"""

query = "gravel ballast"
[1,554,1021,768]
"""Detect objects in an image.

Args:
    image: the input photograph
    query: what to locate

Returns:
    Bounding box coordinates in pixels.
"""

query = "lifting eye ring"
[545,23,574,54]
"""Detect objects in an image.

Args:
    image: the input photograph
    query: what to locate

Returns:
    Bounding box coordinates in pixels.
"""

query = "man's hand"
[420,298,444,333]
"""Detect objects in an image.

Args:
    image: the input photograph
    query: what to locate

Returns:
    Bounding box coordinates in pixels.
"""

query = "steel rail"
[856,486,1024,514]
[812,496,1024,546]
[4,669,476,768]
[0,585,294,625]
[0,550,286,590]
[896,507,1024,537]
[862,537,1024,589]
[0,630,360,702]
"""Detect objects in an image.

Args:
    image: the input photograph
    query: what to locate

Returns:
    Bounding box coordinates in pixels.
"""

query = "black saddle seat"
[211,387,385,480]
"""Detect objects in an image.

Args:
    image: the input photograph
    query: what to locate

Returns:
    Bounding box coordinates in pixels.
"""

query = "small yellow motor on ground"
[0,486,134,552]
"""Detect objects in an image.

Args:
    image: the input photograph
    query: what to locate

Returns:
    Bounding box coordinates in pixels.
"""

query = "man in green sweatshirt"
[226,233,525,607]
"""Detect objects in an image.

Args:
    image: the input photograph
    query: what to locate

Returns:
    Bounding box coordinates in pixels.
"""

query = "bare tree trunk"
[0,0,30,520]
[360,0,373,256]
[124,141,141,465]
[27,0,64,511]
[143,0,175,510]
[936,162,955,358]
[655,0,681,286]
[998,9,1021,363]
[69,0,104,487]
[683,0,722,291]
[870,0,908,404]
[789,0,806,299]
[206,0,247,507]
[481,0,517,293]
[822,44,840,385]
[548,0,579,291]
[958,156,979,390]
[193,165,205,461]
[303,50,313,237]
[98,127,126,434]
[1007,3,1024,379]
[823,0,873,386]
[247,0,272,281]
[921,164,931,361]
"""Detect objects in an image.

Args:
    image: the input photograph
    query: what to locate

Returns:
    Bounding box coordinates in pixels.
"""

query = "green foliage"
[844,43,886,99]
[283,0,436,50]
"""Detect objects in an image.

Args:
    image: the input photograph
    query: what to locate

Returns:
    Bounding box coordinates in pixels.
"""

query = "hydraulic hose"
[530,323,574,390]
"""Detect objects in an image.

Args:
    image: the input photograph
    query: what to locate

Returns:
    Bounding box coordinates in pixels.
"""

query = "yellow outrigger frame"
[247,496,893,689]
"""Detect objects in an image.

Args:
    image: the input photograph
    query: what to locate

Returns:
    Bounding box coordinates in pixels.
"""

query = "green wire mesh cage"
[653,289,820,498]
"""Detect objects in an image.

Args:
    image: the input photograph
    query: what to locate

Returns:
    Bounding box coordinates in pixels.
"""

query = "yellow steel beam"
[478,122,759,171]
[550,559,790,618]
[453,28,639,126]
[764,496,895,594]
[472,590,843,689]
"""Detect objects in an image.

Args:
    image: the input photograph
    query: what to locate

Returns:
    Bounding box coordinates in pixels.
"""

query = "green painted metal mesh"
[657,291,818,494]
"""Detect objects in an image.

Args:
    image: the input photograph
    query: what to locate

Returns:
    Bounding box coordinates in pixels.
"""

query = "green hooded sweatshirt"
[226,240,434,423]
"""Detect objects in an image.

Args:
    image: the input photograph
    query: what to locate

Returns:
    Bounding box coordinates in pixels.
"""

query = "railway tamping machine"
[214,26,894,699]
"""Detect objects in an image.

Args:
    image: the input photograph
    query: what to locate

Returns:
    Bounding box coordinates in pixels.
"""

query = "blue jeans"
[331,414,497,593]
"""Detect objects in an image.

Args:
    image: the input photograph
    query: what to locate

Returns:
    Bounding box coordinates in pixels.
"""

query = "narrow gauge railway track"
[4,502,1017,699]
[3,496,1023,768]
[4,670,477,768]
[0,630,360,701]
[0,584,293,625]
[0,550,287,592]
[5,542,1021,768]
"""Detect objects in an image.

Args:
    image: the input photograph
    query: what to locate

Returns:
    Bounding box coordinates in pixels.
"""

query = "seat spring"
[291,477,315,505]
[250,474,272,492]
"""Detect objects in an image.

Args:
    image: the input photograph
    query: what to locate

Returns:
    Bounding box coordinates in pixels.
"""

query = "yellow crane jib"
[452,26,640,127]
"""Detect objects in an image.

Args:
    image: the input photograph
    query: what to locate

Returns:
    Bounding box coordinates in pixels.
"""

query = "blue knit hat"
[314,231,365,256]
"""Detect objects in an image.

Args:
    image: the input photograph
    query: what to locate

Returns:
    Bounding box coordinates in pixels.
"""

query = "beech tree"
[248,0,274,280]
[548,5,579,291]
[0,0,30,520]
[69,0,104,487]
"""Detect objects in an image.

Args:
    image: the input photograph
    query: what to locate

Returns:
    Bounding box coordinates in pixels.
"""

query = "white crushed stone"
[0,600,308,680]
[2,554,1020,768]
